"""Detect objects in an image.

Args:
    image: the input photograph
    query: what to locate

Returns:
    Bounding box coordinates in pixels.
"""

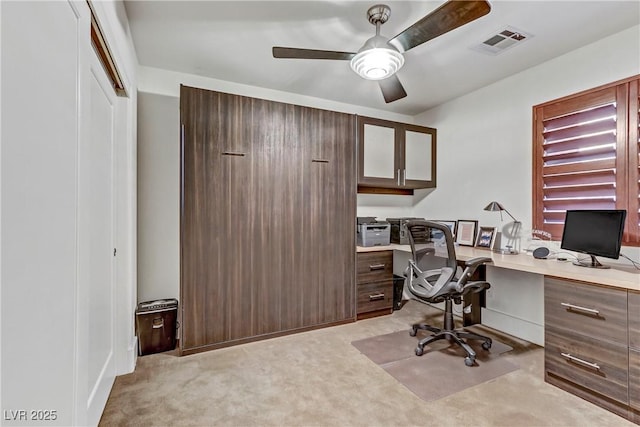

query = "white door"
[83,49,117,425]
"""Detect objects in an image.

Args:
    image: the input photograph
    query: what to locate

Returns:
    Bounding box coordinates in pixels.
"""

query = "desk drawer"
[631,349,640,412]
[357,251,393,284]
[357,280,393,314]
[630,291,640,350]
[545,277,627,345]
[545,327,628,405]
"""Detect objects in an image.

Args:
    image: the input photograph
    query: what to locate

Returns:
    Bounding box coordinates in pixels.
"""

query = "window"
[533,75,639,245]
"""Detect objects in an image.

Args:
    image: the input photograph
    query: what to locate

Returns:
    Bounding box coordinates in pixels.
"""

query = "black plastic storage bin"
[136,299,178,356]
[392,274,405,310]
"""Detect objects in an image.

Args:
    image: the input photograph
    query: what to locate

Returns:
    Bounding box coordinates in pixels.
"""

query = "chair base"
[410,300,492,366]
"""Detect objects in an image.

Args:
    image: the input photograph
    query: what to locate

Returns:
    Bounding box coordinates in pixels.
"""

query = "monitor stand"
[572,254,610,269]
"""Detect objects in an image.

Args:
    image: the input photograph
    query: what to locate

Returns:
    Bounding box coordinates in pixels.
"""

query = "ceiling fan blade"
[379,75,407,104]
[388,0,491,53]
[272,47,355,60]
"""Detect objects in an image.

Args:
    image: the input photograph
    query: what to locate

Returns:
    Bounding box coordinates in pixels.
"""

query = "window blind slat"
[543,132,616,154]
[542,159,616,176]
[544,103,616,131]
[543,146,615,165]
[543,119,616,144]
[543,169,615,187]
[543,183,615,200]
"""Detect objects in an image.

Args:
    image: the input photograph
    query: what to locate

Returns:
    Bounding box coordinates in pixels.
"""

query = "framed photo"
[475,226,497,249]
[433,220,457,238]
[455,220,478,246]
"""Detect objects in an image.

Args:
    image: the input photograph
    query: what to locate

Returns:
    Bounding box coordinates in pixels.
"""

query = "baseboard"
[481,307,544,346]
[127,336,138,373]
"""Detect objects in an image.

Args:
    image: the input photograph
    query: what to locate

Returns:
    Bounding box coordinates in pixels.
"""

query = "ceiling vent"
[471,26,533,55]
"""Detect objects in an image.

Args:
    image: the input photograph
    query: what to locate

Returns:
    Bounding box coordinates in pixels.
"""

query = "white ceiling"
[124,0,640,115]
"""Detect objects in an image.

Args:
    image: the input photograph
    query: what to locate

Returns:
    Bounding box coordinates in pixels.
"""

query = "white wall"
[411,25,640,344]
[1,1,138,425]
[137,93,180,302]
[136,66,417,303]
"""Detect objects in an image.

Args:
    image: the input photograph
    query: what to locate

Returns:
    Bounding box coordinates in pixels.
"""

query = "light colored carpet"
[352,329,518,402]
[99,301,635,426]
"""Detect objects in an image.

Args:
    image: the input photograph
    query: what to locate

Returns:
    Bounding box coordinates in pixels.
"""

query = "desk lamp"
[484,201,521,254]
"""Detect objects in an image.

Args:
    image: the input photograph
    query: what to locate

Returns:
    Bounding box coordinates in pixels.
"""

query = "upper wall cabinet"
[357,116,436,193]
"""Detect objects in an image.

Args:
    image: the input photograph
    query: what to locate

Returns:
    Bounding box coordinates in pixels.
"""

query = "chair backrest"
[406,220,458,273]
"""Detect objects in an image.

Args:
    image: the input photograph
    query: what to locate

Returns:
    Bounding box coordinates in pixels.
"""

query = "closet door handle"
[402,169,406,185]
[397,169,400,185]
[222,152,246,157]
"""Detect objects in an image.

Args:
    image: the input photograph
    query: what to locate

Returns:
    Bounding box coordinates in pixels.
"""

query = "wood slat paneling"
[180,86,356,353]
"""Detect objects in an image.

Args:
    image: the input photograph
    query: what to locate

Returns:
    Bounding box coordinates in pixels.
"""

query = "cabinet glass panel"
[405,130,432,181]
[363,124,395,179]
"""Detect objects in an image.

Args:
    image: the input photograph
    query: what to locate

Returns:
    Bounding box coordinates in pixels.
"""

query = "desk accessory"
[484,201,521,254]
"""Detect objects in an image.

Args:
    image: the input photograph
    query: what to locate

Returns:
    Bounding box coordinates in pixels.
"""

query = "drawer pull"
[369,293,385,301]
[561,352,601,371]
[222,151,246,157]
[369,264,386,271]
[560,302,600,316]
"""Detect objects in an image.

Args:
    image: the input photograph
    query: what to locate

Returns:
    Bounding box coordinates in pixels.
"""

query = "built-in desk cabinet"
[357,116,436,192]
[544,277,639,423]
[356,251,394,319]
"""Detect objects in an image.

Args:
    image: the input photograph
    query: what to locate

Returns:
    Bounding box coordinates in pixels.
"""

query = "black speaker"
[533,247,550,259]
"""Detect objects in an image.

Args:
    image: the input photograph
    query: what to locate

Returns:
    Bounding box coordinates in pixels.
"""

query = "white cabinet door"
[405,130,432,182]
[362,123,396,179]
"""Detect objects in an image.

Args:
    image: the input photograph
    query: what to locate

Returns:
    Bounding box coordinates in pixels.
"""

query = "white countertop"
[357,243,640,291]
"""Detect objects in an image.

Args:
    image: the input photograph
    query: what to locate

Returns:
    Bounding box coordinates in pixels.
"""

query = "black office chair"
[405,220,493,366]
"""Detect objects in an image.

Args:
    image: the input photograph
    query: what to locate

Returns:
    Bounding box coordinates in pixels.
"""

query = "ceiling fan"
[272,1,491,103]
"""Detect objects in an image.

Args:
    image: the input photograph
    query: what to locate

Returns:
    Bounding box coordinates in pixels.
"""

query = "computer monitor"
[560,209,626,269]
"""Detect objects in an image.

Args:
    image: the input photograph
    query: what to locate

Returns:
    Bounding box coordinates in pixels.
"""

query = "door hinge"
[113,248,117,257]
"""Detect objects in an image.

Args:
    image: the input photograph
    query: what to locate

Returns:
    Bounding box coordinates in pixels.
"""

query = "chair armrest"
[465,257,492,268]
[460,280,491,294]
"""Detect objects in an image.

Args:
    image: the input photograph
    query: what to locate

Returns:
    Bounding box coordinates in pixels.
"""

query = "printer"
[356,217,391,247]
[386,217,426,245]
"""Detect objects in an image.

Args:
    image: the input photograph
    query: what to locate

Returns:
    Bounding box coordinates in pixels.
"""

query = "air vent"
[471,26,533,55]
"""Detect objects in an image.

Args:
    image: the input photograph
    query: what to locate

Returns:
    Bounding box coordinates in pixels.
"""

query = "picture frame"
[475,226,497,250]
[433,220,457,238]
[455,220,478,246]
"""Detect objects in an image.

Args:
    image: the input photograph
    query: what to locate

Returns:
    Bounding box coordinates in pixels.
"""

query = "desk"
[358,243,640,423]
[358,243,640,292]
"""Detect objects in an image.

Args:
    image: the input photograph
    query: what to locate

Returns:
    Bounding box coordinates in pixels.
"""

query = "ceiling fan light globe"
[350,47,404,81]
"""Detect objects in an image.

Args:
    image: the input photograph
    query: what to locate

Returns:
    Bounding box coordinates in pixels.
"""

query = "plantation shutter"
[533,77,640,245]
[534,88,620,238]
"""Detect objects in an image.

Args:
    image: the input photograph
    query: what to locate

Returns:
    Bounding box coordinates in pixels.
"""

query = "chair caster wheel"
[482,341,492,350]
[464,356,475,367]
[415,346,424,356]
[409,328,417,337]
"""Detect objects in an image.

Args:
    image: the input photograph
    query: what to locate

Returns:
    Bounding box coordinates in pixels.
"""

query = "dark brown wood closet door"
[181,87,257,349]
[180,86,356,354]
[299,107,357,324]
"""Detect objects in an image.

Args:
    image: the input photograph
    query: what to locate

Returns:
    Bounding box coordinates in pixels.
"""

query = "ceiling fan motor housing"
[367,4,391,25]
